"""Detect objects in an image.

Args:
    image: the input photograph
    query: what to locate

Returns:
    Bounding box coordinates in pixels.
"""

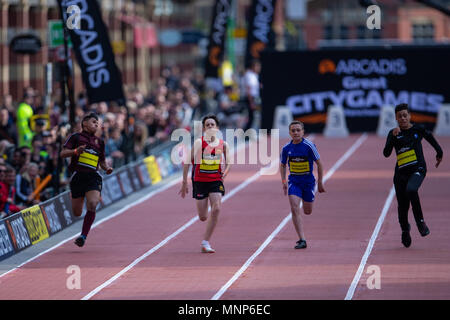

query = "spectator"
[217,86,245,129]
[0,106,17,147]
[133,121,148,159]
[242,59,261,131]
[16,92,35,148]
[15,162,39,206]
[105,127,125,168]
[0,165,23,217]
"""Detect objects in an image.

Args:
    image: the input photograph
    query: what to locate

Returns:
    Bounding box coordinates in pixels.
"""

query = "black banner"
[104,175,124,202]
[118,169,134,196]
[260,46,450,132]
[40,199,64,235]
[129,165,143,190]
[5,214,31,252]
[0,220,15,261]
[58,0,125,104]
[204,0,232,78]
[244,0,277,68]
[138,163,152,187]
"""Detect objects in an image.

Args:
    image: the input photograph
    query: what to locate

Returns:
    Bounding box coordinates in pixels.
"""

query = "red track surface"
[0,134,449,300]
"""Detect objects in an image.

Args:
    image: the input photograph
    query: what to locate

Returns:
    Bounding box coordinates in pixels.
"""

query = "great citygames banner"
[260,47,450,132]
[58,0,125,104]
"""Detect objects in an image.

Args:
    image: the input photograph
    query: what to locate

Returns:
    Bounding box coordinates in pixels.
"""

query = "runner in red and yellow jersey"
[179,115,230,253]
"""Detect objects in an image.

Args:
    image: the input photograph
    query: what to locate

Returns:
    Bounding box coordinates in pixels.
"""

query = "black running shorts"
[70,171,103,199]
[192,180,225,200]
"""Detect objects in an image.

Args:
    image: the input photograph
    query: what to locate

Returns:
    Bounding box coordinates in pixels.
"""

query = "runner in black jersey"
[60,112,113,247]
[383,103,443,248]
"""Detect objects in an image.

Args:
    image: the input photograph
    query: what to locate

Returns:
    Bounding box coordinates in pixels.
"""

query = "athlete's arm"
[383,131,394,158]
[280,163,288,196]
[315,159,325,193]
[180,139,200,198]
[60,145,86,158]
[99,160,113,175]
[221,142,231,180]
[422,127,443,168]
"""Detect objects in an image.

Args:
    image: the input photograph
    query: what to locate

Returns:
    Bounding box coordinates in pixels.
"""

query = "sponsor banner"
[244,0,277,68]
[100,176,113,207]
[0,220,15,261]
[5,214,31,252]
[40,199,63,235]
[260,47,450,132]
[204,0,232,78]
[138,163,152,187]
[60,191,78,223]
[144,156,162,185]
[57,0,125,104]
[118,169,134,196]
[104,174,124,202]
[129,164,143,190]
[21,205,50,245]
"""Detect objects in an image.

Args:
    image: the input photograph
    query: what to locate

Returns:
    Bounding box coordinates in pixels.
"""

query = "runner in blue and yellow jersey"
[280,121,325,249]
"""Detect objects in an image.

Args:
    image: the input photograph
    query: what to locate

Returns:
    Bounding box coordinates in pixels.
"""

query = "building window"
[323,25,333,40]
[340,25,349,39]
[412,22,434,40]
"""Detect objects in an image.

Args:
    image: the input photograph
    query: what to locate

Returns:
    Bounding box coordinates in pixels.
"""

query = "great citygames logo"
[318,59,336,74]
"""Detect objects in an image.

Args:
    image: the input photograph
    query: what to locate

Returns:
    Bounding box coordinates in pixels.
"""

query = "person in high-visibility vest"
[16,93,34,148]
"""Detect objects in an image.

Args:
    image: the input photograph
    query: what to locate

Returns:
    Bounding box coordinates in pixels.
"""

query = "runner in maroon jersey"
[179,115,230,253]
[60,112,113,247]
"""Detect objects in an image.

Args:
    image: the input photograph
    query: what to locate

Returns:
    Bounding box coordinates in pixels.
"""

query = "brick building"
[0,0,200,102]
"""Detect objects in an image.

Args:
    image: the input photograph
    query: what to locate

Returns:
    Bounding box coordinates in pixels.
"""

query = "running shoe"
[295,239,307,249]
[417,220,430,237]
[201,242,215,253]
[401,231,411,248]
[74,235,86,247]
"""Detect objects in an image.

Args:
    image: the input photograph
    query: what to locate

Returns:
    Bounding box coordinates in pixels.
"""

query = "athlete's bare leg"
[71,196,85,217]
[204,193,222,241]
[289,194,306,240]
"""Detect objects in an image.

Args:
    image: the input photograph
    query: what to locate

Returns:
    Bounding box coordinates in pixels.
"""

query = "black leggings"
[394,170,426,231]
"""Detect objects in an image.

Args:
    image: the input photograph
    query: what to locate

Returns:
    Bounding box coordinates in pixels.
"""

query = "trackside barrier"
[0,141,183,261]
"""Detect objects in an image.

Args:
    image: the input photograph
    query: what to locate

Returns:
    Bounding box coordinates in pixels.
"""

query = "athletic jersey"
[192,137,224,182]
[63,131,106,173]
[383,124,443,174]
[280,138,320,185]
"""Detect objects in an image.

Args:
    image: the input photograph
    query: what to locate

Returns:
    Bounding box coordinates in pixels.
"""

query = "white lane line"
[344,185,395,300]
[211,133,368,300]
[82,135,315,300]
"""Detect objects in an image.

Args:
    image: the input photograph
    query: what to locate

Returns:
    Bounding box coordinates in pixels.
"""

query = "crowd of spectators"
[0,64,257,219]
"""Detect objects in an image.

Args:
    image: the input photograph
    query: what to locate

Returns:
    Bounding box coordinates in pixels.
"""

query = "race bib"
[78,150,99,170]
[199,156,220,173]
[289,156,310,175]
[397,149,417,167]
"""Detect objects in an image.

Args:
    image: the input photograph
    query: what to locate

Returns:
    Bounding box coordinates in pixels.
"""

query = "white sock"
[202,240,209,246]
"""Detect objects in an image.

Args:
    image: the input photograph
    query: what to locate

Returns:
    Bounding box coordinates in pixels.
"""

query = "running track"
[0,134,449,300]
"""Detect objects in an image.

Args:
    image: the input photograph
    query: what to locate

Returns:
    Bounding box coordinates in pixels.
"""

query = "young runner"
[179,115,230,253]
[60,112,113,247]
[383,103,443,248]
[280,121,325,249]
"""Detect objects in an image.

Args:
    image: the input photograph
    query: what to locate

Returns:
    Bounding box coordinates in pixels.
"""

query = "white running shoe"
[201,241,215,253]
